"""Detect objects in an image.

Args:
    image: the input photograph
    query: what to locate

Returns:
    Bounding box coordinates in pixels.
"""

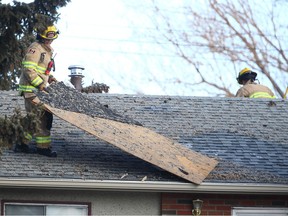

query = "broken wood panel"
[45,104,218,184]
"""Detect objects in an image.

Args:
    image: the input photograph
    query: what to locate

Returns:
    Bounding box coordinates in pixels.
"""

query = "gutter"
[0,178,287,194]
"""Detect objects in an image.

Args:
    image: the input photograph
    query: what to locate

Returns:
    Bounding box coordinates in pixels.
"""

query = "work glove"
[48,76,57,84]
[37,83,46,91]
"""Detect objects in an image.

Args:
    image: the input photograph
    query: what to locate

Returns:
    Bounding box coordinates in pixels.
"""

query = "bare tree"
[147,0,288,97]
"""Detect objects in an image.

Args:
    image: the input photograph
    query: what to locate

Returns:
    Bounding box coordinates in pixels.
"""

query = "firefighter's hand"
[48,76,57,84]
[37,83,46,91]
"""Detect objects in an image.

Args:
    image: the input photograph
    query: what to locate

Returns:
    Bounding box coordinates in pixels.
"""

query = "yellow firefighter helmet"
[38,25,59,40]
[236,67,257,84]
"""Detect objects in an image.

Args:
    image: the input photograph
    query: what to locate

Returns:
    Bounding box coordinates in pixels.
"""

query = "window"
[233,207,288,216]
[3,202,89,216]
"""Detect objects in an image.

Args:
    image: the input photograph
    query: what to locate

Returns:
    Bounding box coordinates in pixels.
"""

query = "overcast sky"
[53,0,202,96]
[3,0,285,97]
[2,0,217,96]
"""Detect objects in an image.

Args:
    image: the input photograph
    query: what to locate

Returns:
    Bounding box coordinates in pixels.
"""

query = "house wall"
[0,188,161,215]
[161,193,288,215]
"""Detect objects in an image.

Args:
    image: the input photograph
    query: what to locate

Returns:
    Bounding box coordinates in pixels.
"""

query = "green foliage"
[0,107,41,153]
[0,0,70,90]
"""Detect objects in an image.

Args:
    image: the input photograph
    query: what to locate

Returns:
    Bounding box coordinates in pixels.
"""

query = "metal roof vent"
[68,65,85,91]
[68,65,85,76]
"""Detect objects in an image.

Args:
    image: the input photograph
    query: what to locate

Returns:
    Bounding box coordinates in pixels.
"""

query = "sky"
[2,0,216,96]
[51,0,204,96]
[2,0,285,97]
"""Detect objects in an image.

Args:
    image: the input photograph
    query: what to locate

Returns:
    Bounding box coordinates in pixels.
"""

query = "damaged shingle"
[36,82,142,126]
[0,91,287,184]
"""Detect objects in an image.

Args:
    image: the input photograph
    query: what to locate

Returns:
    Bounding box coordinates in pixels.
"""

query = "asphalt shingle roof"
[0,90,288,184]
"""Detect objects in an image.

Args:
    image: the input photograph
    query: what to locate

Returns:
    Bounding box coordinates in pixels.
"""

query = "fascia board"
[0,178,287,194]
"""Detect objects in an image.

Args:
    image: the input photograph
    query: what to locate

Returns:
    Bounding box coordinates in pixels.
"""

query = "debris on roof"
[35,82,218,184]
[206,159,288,184]
[37,82,142,126]
[42,100,218,185]
[0,91,287,185]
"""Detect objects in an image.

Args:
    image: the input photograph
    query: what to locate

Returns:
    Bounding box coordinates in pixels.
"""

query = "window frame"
[1,200,91,216]
[232,207,288,216]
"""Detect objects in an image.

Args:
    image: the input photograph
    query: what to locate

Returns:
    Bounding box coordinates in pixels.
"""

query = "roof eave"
[0,178,287,194]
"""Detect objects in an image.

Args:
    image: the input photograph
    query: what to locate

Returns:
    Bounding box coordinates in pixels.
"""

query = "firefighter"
[16,25,59,157]
[235,68,276,98]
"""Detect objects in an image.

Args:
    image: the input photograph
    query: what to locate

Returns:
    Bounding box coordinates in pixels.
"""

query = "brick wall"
[161,193,288,216]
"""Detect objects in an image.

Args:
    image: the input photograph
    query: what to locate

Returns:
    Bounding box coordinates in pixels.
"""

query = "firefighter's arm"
[235,87,249,97]
[48,75,57,84]
[268,88,276,98]
[22,45,44,88]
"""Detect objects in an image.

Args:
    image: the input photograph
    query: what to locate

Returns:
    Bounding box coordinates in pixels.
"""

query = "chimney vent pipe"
[68,65,85,91]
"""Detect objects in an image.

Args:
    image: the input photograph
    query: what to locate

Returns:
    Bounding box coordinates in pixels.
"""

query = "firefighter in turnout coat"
[16,25,59,157]
[236,68,276,99]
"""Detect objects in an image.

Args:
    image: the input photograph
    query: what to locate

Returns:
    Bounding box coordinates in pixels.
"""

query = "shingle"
[0,90,288,184]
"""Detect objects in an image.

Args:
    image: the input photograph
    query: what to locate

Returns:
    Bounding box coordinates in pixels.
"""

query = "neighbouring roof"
[0,90,288,186]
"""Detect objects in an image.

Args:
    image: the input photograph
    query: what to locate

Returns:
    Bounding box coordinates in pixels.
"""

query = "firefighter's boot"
[14,143,37,154]
[35,135,56,157]
[14,132,35,153]
[37,147,57,157]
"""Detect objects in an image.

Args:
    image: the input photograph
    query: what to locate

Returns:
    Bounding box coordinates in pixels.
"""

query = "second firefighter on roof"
[235,68,276,98]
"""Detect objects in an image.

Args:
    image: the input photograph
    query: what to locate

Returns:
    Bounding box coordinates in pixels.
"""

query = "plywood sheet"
[44,104,218,184]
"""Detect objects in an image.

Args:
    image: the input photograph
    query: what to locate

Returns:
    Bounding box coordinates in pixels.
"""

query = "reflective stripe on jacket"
[236,82,276,98]
[249,92,276,98]
[18,84,36,93]
[18,41,54,94]
[22,61,46,74]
